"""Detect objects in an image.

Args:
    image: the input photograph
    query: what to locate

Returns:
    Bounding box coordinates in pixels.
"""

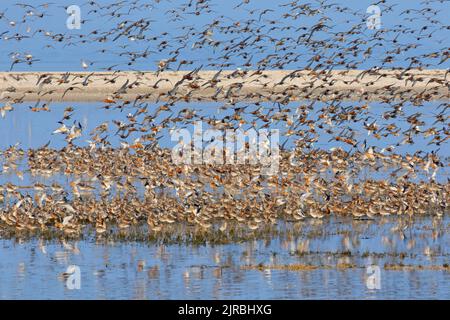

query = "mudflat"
[0,69,448,102]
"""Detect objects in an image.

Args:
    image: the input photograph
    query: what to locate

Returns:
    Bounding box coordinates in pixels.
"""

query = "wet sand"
[0,69,448,102]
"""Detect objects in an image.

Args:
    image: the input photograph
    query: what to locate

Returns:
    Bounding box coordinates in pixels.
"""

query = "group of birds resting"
[0,0,449,239]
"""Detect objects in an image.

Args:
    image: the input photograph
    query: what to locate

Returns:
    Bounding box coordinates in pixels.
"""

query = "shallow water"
[1,100,449,190]
[1,99,448,300]
[1,216,448,299]
[1,101,448,155]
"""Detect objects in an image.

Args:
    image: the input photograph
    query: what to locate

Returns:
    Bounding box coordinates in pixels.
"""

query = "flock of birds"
[0,141,447,238]
[0,0,449,238]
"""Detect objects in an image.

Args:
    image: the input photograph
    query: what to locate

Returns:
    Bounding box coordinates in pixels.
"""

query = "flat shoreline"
[0,69,448,102]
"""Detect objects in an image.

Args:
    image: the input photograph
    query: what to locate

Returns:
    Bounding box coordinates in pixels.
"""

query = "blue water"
[0,216,449,299]
[0,101,447,150]
[1,101,448,186]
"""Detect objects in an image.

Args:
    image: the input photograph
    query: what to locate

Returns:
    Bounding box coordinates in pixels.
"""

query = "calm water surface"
[1,216,448,299]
